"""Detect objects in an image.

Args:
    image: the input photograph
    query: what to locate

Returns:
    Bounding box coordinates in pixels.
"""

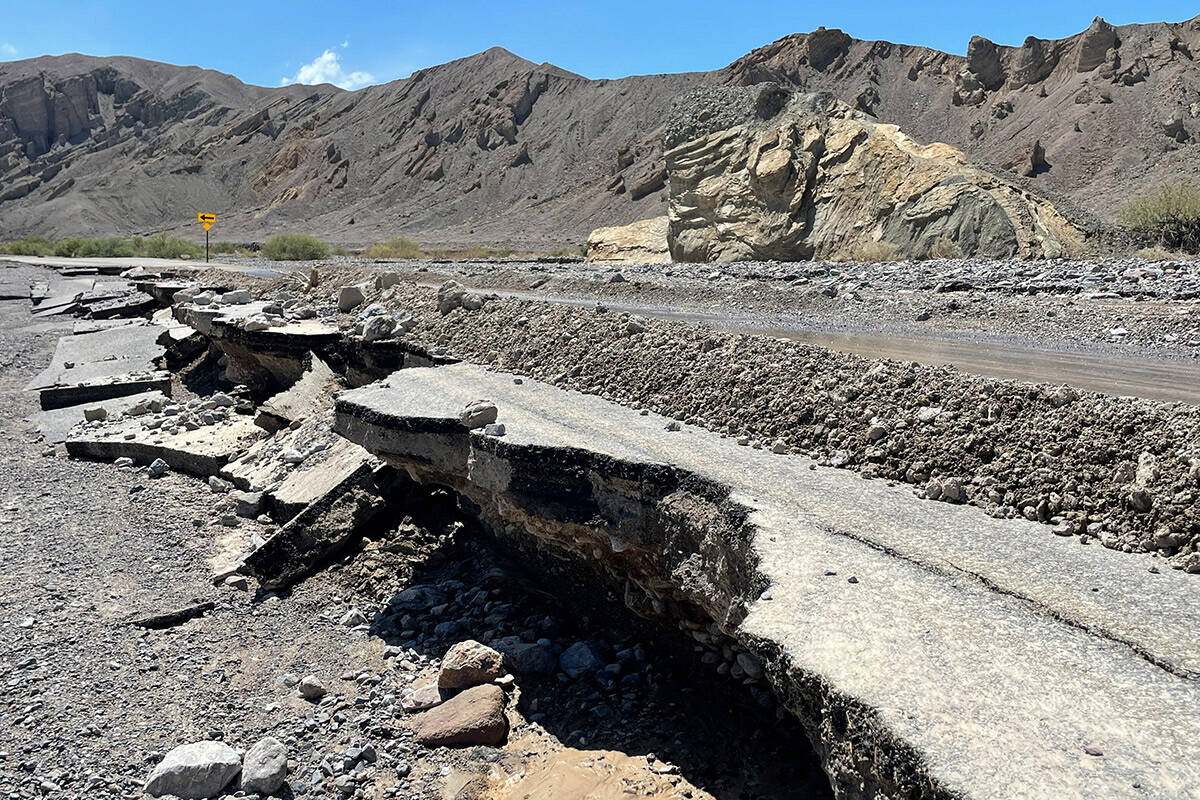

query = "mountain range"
[1,15,1198,249]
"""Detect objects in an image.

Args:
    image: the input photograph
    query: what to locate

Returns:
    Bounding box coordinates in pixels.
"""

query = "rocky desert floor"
[3,253,1200,800]
[0,276,831,799]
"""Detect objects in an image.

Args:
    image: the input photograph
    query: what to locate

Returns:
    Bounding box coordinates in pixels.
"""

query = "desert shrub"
[135,233,204,259]
[0,236,55,256]
[261,233,329,261]
[53,236,137,257]
[851,241,900,262]
[364,236,425,259]
[928,236,963,260]
[1118,183,1200,253]
[1134,246,1195,261]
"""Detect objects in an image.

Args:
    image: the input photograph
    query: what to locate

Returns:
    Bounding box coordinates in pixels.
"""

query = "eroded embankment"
[39,264,1200,799]
[233,270,1200,570]
[329,363,1200,800]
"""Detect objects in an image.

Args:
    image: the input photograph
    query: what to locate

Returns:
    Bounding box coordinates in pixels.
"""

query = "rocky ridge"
[2,15,1200,246]
[662,86,1089,261]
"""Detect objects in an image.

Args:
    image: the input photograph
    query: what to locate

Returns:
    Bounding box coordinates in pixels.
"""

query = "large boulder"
[240,736,288,795]
[413,684,509,747]
[144,741,241,799]
[586,216,670,264]
[660,86,1089,263]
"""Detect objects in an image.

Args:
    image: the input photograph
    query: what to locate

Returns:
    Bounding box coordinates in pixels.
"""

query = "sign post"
[197,213,216,262]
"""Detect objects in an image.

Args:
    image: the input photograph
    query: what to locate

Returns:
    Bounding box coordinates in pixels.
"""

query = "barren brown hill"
[1,15,1198,249]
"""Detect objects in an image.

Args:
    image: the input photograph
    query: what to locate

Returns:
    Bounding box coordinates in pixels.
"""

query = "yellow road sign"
[197,213,216,223]
[202,223,212,231]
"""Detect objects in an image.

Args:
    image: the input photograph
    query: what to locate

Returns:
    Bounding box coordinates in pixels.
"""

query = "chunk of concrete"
[254,354,340,431]
[241,465,386,589]
[334,364,1200,800]
[174,301,340,388]
[221,415,379,522]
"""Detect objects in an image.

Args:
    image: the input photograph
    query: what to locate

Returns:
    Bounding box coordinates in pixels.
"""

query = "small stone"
[339,607,368,627]
[362,315,396,342]
[559,641,605,678]
[1128,488,1153,513]
[147,458,170,478]
[338,286,366,312]
[482,423,506,437]
[664,420,681,432]
[401,683,446,712]
[735,652,764,680]
[939,478,966,503]
[299,675,327,700]
[459,400,498,429]
[223,575,249,591]
[83,406,108,422]
[230,490,264,518]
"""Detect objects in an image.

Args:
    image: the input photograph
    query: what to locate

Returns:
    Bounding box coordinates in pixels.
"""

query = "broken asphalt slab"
[26,323,173,409]
[66,416,264,476]
[333,363,1200,800]
[28,390,169,444]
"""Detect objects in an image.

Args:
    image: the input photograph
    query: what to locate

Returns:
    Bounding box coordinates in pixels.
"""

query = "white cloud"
[340,40,349,48]
[281,49,374,90]
[1,43,17,57]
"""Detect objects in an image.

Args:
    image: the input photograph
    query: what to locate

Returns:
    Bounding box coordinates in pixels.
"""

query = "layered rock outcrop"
[663,86,1088,262]
[586,215,669,264]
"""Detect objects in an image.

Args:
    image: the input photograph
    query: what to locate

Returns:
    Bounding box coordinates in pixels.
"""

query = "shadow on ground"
[350,485,833,800]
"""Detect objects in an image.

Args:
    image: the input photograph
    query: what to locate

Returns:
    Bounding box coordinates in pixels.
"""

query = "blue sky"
[1,1,1197,89]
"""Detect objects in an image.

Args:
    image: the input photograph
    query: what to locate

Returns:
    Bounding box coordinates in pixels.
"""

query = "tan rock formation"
[664,87,1089,262]
[586,215,670,264]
